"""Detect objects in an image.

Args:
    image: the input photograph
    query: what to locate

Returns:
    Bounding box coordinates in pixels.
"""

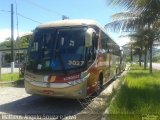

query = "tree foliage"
[0,33,32,49]
[106,0,160,73]
[0,34,32,64]
[0,38,17,49]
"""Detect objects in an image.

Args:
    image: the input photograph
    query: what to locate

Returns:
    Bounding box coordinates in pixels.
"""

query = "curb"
[102,65,130,119]
[73,67,129,120]
[74,77,123,120]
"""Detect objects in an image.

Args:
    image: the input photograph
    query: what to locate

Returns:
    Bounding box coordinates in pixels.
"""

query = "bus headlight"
[43,76,49,82]
[66,72,90,86]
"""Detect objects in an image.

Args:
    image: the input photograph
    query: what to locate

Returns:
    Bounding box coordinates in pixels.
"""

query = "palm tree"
[105,0,160,73]
[120,30,147,68]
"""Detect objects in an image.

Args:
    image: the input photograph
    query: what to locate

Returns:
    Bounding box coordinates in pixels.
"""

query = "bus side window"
[87,47,91,62]
[92,33,97,60]
[87,33,97,63]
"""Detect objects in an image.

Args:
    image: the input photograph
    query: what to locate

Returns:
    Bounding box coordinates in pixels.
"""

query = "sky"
[0,0,130,46]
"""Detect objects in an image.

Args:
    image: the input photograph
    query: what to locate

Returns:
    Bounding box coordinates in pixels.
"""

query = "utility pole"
[11,4,14,74]
[0,52,1,80]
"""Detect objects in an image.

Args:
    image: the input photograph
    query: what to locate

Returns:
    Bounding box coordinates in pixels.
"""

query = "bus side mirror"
[85,28,96,47]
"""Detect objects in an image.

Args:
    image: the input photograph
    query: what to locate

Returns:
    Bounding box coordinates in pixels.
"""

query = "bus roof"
[37,19,101,29]
[37,19,119,46]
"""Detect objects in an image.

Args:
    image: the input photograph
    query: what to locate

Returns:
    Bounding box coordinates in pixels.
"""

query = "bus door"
[104,51,111,82]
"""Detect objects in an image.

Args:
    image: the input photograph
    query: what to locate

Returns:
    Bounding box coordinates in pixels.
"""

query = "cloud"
[116,37,130,46]
[108,32,130,47]
[0,29,27,43]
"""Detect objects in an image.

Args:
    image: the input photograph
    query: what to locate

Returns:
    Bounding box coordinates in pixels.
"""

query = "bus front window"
[27,27,87,73]
[52,28,86,72]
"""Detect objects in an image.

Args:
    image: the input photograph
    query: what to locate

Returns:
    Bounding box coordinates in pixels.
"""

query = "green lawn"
[0,73,20,81]
[106,65,160,120]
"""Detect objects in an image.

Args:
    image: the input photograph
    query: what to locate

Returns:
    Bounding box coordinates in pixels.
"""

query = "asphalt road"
[0,85,105,120]
[152,63,160,70]
[0,68,128,120]
[0,80,119,120]
[0,87,86,115]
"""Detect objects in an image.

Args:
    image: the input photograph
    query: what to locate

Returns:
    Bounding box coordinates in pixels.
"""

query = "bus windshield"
[27,27,87,73]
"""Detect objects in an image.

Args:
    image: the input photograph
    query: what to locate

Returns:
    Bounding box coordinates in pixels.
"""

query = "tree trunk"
[139,51,142,66]
[144,48,147,70]
[147,23,153,74]
[139,46,143,66]
[139,46,142,67]
[131,44,133,64]
[149,43,153,74]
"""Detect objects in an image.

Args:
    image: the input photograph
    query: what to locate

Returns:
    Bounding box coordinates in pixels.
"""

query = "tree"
[16,33,32,48]
[0,37,17,49]
[120,30,146,67]
[0,33,32,49]
[105,0,160,73]
[0,34,31,64]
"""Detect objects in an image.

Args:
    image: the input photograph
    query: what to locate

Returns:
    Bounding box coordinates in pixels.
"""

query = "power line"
[17,13,42,24]
[0,9,42,24]
[26,0,63,16]
[24,0,69,19]
[0,10,10,13]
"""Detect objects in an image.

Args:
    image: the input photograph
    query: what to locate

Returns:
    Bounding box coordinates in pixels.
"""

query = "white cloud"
[116,37,131,46]
[0,29,27,43]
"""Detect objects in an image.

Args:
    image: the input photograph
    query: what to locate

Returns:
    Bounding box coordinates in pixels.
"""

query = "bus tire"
[96,73,103,95]
[113,69,118,80]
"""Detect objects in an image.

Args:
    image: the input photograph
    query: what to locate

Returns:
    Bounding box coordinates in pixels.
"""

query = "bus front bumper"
[24,79,87,99]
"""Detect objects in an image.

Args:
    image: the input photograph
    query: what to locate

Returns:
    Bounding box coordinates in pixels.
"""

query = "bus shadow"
[13,80,24,88]
[0,76,117,119]
[0,95,92,116]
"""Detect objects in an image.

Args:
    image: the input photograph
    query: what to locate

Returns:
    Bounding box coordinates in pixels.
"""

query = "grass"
[106,64,160,120]
[0,73,20,81]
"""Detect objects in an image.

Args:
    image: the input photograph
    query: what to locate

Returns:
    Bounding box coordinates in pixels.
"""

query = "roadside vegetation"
[106,64,160,120]
[0,73,20,82]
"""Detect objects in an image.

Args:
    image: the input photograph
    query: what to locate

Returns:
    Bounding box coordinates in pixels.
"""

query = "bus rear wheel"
[96,74,103,95]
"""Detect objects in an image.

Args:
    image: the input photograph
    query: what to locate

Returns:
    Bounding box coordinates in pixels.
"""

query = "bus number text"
[68,60,84,66]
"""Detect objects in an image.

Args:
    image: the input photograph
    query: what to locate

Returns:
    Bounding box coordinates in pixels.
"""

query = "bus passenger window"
[87,47,92,62]
[87,33,97,63]
[92,33,97,60]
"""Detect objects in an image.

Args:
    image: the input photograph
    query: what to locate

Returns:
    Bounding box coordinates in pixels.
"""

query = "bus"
[24,19,124,99]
